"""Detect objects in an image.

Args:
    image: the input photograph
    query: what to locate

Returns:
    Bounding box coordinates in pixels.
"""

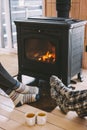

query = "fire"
[38,51,55,63]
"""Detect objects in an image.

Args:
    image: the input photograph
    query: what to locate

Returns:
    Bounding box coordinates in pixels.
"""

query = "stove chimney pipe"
[56,0,71,18]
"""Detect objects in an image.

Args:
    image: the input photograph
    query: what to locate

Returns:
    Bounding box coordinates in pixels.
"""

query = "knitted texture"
[15,83,39,94]
[50,75,87,117]
[9,90,39,107]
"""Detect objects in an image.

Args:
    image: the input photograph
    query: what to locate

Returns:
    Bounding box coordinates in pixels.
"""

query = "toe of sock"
[33,87,39,94]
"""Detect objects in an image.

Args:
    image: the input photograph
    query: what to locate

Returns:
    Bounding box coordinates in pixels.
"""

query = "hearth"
[15,17,86,86]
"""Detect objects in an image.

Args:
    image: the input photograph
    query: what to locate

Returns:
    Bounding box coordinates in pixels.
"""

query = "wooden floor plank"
[0,94,14,108]
[48,112,87,130]
[0,93,87,130]
[51,106,87,125]
[0,95,63,130]
[0,120,64,130]
[0,110,63,130]
[0,119,64,130]
[16,105,87,130]
[0,102,86,130]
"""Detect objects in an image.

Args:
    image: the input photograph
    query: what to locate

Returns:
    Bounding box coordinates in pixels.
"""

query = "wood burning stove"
[15,17,86,86]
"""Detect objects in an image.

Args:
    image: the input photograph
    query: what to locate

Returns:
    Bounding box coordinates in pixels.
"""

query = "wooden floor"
[0,93,87,130]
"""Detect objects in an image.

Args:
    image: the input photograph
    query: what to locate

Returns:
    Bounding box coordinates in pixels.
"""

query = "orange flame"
[38,51,55,63]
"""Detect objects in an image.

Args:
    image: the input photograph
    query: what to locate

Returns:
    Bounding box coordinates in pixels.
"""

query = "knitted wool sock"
[50,75,87,117]
[15,83,39,95]
[9,90,39,107]
[50,75,71,98]
[50,75,69,114]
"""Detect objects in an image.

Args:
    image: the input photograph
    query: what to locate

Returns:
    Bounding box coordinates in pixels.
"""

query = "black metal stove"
[15,17,86,86]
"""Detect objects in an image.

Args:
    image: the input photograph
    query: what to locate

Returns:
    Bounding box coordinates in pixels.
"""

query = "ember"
[38,51,55,63]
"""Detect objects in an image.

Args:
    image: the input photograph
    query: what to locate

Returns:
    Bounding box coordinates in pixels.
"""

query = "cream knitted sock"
[9,90,39,107]
[15,83,39,94]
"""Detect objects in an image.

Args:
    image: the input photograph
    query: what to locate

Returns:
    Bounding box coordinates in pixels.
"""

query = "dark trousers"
[0,63,20,94]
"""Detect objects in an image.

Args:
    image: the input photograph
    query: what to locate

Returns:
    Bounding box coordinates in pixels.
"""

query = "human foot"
[15,83,39,95]
[9,90,39,107]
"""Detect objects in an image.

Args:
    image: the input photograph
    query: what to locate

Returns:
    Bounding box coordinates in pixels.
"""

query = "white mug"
[25,112,36,126]
[36,112,47,125]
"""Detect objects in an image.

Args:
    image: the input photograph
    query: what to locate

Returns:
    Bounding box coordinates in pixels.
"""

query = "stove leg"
[78,72,84,82]
[17,73,22,82]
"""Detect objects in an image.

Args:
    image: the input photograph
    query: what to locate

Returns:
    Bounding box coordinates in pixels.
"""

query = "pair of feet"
[9,83,39,107]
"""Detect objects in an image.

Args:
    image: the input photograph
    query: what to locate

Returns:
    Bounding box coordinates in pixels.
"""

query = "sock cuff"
[13,81,20,90]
